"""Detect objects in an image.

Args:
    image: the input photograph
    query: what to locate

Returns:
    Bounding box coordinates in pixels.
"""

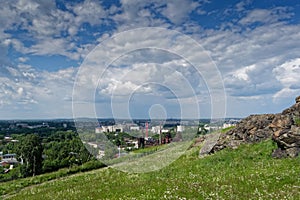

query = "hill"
[2,140,299,199]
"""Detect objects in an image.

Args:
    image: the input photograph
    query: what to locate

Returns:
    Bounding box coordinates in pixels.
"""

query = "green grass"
[131,144,169,154]
[2,140,300,200]
[0,160,105,197]
[294,116,300,127]
[221,126,235,133]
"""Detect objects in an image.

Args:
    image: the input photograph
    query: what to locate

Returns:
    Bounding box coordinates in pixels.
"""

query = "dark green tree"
[16,134,43,177]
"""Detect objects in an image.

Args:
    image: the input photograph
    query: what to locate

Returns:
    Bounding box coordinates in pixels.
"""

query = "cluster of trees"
[42,131,92,173]
[2,131,93,179]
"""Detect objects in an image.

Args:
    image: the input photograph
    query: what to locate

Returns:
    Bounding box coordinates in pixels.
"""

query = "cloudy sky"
[1,0,300,119]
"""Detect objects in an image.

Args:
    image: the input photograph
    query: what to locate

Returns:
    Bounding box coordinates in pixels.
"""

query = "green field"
[2,140,300,200]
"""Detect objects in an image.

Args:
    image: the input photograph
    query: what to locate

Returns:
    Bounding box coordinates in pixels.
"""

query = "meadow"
[1,139,300,199]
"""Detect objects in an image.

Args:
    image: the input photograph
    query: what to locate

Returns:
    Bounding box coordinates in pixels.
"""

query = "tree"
[16,134,43,177]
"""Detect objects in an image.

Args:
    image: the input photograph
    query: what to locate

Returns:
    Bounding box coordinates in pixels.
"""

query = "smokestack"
[145,122,148,139]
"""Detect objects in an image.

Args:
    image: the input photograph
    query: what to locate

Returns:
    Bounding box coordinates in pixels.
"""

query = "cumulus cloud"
[1,0,300,118]
[239,7,293,25]
[199,8,300,100]
[0,64,77,118]
[161,0,200,24]
[0,65,39,107]
[72,27,224,119]
[0,0,112,62]
[273,58,300,100]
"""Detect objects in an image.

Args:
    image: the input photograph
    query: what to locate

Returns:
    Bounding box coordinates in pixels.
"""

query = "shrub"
[80,160,105,172]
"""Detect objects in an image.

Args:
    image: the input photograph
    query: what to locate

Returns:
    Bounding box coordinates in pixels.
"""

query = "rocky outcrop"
[210,96,300,158]
[211,114,276,153]
[270,97,300,158]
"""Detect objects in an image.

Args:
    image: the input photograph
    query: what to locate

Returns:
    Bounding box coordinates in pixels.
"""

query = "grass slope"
[2,140,300,200]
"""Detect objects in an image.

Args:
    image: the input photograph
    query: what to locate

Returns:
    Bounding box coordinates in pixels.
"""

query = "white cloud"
[72,27,225,119]
[0,0,206,62]
[18,57,29,62]
[273,58,300,100]
[72,0,107,26]
[0,65,39,108]
[239,7,293,25]
[0,0,112,62]
[28,38,81,60]
[198,6,300,100]
[231,64,256,81]
[0,64,78,118]
[161,0,199,24]
[235,0,252,12]
[0,1,299,118]
[273,58,300,86]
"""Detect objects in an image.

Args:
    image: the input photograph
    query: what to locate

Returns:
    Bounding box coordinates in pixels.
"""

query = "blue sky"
[1,0,300,119]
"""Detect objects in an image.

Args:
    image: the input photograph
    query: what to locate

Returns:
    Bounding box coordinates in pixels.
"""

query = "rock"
[192,135,206,147]
[269,115,291,130]
[209,95,300,158]
[286,147,300,157]
[199,132,221,157]
[271,98,300,158]
[296,96,300,103]
[282,101,300,116]
[211,114,275,153]
[272,148,287,158]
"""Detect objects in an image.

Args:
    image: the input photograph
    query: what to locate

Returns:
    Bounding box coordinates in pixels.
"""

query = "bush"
[80,160,105,172]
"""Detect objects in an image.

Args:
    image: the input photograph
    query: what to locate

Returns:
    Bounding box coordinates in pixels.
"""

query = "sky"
[1,0,300,120]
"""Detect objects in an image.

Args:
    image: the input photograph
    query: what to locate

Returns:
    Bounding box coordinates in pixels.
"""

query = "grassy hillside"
[2,140,300,200]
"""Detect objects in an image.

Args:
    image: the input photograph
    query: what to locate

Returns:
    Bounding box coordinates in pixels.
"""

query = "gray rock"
[210,95,300,158]
[199,132,221,157]
[272,148,287,158]
[211,114,275,153]
[296,96,300,103]
[286,147,300,157]
[271,97,300,158]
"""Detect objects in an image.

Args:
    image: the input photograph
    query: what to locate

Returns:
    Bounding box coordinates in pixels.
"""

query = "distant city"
[0,118,240,169]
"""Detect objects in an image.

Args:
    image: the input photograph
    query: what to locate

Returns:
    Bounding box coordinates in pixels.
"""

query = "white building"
[95,127,103,133]
[151,126,161,134]
[130,126,140,131]
[95,125,124,133]
[161,129,169,133]
[223,123,235,129]
[222,120,239,129]
[204,124,220,132]
[176,125,185,132]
